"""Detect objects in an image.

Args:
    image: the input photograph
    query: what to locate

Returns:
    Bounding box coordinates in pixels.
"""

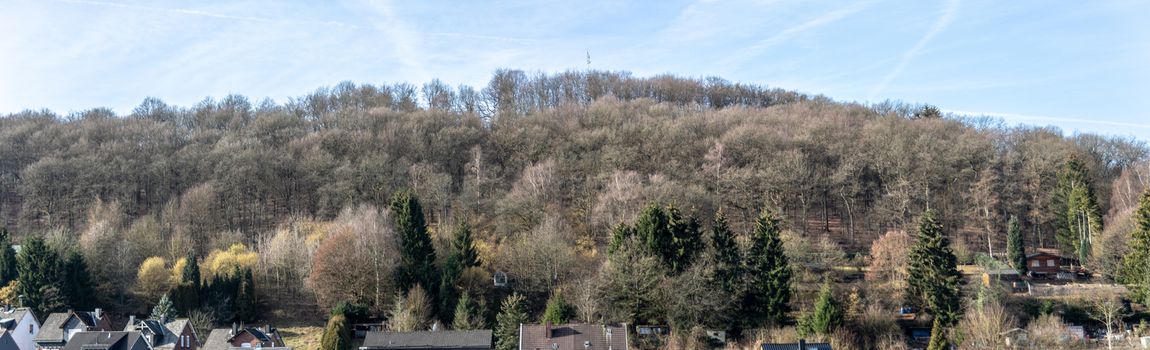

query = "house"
[201,325,288,350]
[0,307,39,350]
[518,324,627,350]
[35,309,114,349]
[761,340,832,350]
[61,332,149,350]
[123,317,198,350]
[359,330,492,350]
[1026,252,1083,279]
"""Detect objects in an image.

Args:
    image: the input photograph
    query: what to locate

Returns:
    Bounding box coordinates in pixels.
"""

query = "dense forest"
[2,69,1149,348]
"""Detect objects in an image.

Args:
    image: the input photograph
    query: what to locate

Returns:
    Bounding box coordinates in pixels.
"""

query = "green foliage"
[60,251,95,309]
[391,190,438,304]
[441,222,479,322]
[1006,216,1026,275]
[927,318,948,350]
[321,314,352,350]
[17,237,61,313]
[182,250,201,289]
[1054,157,1103,263]
[607,223,633,255]
[799,282,843,337]
[452,292,486,330]
[1121,190,1150,303]
[495,293,528,350]
[631,203,704,273]
[710,211,742,296]
[0,228,16,285]
[151,293,176,321]
[907,210,964,326]
[742,209,792,327]
[331,301,371,324]
[235,268,258,322]
[541,292,575,324]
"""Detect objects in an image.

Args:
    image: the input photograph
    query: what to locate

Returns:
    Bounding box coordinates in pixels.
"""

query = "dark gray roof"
[62,332,149,350]
[35,313,72,343]
[361,330,492,350]
[761,342,832,350]
[0,332,18,350]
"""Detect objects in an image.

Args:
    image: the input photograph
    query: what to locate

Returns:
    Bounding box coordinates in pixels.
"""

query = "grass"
[278,326,366,350]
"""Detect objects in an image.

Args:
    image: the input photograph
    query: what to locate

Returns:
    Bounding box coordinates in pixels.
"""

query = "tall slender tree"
[60,251,95,309]
[710,211,742,296]
[320,313,351,350]
[1121,190,1150,304]
[0,227,16,285]
[906,210,963,326]
[800,282,844,336]
[1054,157,1103,263]
[16,237,61,313]
[742,209,792,327]
[440,222,479,322]
[494,293,528,350]
[1007,216,1027,275]
[391,190,438,299]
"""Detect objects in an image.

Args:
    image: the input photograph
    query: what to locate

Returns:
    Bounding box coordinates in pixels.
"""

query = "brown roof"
[518,324,627,350]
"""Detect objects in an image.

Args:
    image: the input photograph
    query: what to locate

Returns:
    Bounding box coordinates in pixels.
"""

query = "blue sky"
[2,0,1148,141]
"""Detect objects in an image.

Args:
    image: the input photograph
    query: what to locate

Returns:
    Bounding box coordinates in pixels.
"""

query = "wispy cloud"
[945,109,1150,130]
[54,0,359,28]
[868,0,960,99]
[360,0,429,81]
[724,2,873,67]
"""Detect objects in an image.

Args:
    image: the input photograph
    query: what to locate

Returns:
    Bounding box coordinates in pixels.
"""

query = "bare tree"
[1084,291,1131,350]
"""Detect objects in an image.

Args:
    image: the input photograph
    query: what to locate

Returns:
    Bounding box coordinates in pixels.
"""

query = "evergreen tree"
[60,251,95,309]
[440,222,479,323]
[451,292,485,330]
[151,293,176,321]
[182,250,201,290]
[0,227,16,285]
[906,210,963,326]
[391,191,438,301]
[541,292,574,324]
[1121,190,1150,303]
[16,237,60,313]
[494,293,528,350]
[710,211,742,296]
[235,268,258,322]
[171,251,201,316]
[1054,157,1103,263]
[1006,216,1026,275]
[320,314,352,350]
[800,282,843,336]
[632,203,704,273]
[742,209,792,327]
[607,223,633,255]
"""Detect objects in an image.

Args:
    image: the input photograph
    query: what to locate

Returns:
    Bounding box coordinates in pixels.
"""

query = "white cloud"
[868,0,960,99]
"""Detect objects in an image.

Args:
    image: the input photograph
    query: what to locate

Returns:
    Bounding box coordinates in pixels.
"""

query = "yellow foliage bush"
[137,256,172,300]
[202,243,258,277]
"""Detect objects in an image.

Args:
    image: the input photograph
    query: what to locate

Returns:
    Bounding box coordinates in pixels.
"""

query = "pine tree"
[607,223,633,255]
[802,282,843,336]
[541,292,574,324]
[1006,216,1026,275]
[391,190,438,301]
[182,250,201,290]
[742,209,792,327]
[171,250,201,316]
[907,210,964,326]
[320,314,351,350]
[927,318,948,350]
[710,211,743,296]
[1121,190,1150,303]
[60,251,95,309]
[16,237,61,313]
[151,293,176,321]
[235,268,258,322]
[0,227,16,285]
[632,203,704,273]
[494,293,528,350]
[451,292,485,330]
[440,222,479,322]
[1054,157,1103,263]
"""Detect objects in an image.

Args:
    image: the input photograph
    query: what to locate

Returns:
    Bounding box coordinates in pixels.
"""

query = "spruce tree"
[494,293,528,350]
[451,292,485,330]
[632,203,704,273]
[60,251,95,309]
[541,292,574,324]
[742,209,792,327]
[1121,190,1150,303]
[391,190,438,299]
[607,223,633,255]
[906,210,963,326]
[151,293,176,321]
[926,318,947,350]
[801,282,843,336]
[235,268,258,322]
[16,237,60,313]
[1006,216,1026,275]
[710,211,742,296]
[171,250,201,315]
[0,227,16,285]
[320,314,351,350]
[182,250,201,289]
[1054,157,1103,263]
[440,222,479,322]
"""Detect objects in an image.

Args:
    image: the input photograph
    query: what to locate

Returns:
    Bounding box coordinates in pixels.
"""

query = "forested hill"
[1,69,1147,262]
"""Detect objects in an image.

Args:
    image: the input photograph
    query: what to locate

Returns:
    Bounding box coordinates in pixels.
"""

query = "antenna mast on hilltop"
[586,49,591,69]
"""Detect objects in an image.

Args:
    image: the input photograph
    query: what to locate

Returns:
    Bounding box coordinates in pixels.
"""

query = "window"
[29,324,33,333]
[1047,260,1056,267]
[1031,260,1040,267]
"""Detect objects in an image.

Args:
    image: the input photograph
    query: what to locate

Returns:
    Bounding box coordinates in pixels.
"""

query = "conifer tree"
[1121,190,1150,303]
[440,222,478,322]
[710,211,742,296]
[541,292,574,324]
[182,250,201,290]
[801,282,843,336]
[742,209,792,327]
[495,293,528,350]
[391,191,438,301]
[235,268,258,322]
[907,210,963,326]
[320,314,351,350]
[607,223,633,255]
[632,203,703,273]
[927,318,947,350]
[60,251,95,309]
[1006,216,1026,275]
[151,293,176,321]
[0,227,16,285]
[171,250,201,315]
[451,292,485,330]
[1054,157,1103,263]
[17,237,60,313]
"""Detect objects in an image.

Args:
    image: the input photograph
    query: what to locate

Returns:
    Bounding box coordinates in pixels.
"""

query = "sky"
[1,0,1148,141]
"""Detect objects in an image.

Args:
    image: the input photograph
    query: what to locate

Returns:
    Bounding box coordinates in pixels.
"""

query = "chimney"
[94,308,102,320]
[545,322,551,339]
[128,316,136,329]
[231,322,238,336]
[799,339,807,349]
